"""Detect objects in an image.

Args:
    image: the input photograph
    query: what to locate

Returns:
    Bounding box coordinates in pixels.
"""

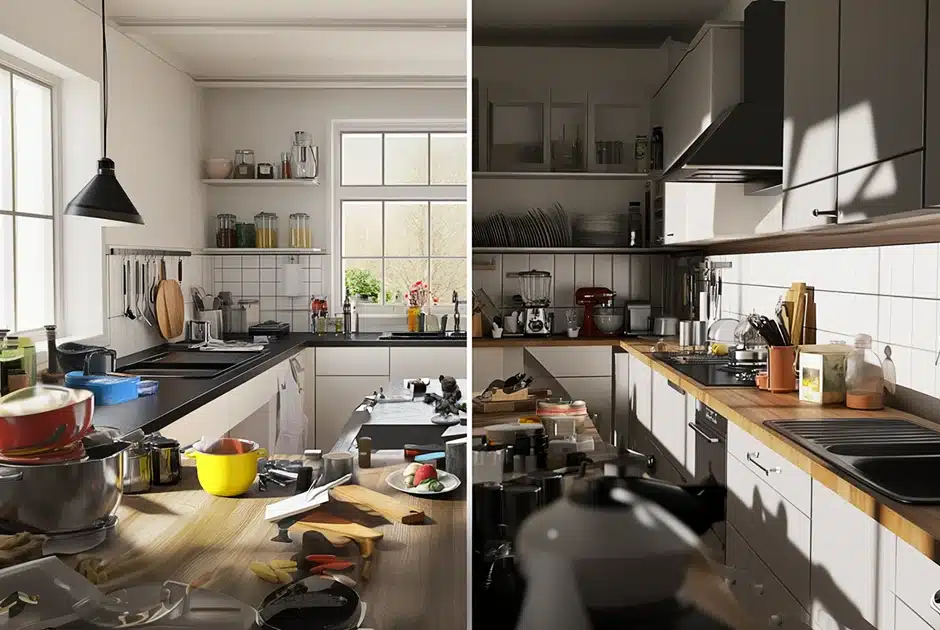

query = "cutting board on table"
[330,485,425,524]
[156,279,185,340]
[289,507,385,545]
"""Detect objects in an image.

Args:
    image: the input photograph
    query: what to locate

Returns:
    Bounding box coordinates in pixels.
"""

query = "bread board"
[330,484,425,525]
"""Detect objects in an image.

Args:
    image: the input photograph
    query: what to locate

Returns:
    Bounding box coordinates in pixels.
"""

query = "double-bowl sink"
[119,349,265,379]
[766,418,940,504]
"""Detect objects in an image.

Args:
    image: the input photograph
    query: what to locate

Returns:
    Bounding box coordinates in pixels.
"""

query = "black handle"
[667,379,685,395]
[812,209,839,217]
[178,258,183,282]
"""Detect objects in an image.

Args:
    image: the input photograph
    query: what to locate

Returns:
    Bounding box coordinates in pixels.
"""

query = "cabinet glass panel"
[487,100,545,171]
[550,103,587,172]
[592,104,644,173]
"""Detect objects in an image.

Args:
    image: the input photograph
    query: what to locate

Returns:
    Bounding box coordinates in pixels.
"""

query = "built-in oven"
[689,399,727,557]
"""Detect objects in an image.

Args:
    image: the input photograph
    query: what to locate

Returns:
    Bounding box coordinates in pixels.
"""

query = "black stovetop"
[652,353,758,388]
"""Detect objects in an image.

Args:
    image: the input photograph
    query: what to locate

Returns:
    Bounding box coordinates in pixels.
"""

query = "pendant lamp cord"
[101,0,108,156]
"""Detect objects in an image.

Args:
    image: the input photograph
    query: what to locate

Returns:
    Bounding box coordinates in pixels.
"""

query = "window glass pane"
[0,70,10,211]
[12,75,53,216]
[383,133,428,185]
[0,215,12,329]
[430,201,467,256]
[431,258,466,304]
[385,259,429,306]
[341,133,383,186]
[15,216,53,331]
[344,258,383,304]
[430,133,467,185]
[384,201,428,257]
[342,201,383,257]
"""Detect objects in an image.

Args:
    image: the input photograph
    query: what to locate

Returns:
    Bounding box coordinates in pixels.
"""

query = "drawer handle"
[753,583,764,596]
[667,379,685,394]
[769,614,783,626]
[688,422,719,444]
[930,589,940,615]
[746,452,781,476]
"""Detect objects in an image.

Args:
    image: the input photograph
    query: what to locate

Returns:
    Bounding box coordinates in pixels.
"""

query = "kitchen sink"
[120,350,263,379]
[766,418,940,504]
[377,331,467,340]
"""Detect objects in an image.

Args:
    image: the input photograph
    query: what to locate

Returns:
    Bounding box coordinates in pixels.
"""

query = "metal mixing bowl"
[593,314,623,333]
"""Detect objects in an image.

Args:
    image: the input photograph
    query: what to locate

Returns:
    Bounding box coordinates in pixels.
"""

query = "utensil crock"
[185,438,266,497]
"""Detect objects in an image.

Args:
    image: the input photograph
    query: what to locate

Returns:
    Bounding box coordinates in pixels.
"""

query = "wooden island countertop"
[72,452,466,629]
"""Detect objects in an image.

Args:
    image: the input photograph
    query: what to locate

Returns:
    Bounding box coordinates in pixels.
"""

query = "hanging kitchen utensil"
[123,260,135,320]
[155,258,184,340]
[137,260,152,326]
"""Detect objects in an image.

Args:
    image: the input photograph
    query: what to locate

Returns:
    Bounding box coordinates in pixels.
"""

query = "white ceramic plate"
[385,469,461,496]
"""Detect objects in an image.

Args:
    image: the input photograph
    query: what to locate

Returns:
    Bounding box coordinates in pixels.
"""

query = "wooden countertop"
[617,339,940,558]
[72,452,466,628]
[473,336,633,348]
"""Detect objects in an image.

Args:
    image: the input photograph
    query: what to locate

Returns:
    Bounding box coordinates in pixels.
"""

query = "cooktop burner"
[653,353,759,388]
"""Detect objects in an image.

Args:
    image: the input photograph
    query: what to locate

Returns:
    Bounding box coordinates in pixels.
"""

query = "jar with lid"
[289,213,312,248]
[233,150,255,179]
[254,212,277,248]
[235,222,255,248]
[215,214,237,248]
[627,202,643,247]
[845,333,885,410]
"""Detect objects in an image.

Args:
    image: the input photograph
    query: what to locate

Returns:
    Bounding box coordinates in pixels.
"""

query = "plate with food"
[386,463,461,495]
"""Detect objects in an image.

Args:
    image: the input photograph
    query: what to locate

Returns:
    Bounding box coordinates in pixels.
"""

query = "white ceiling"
[473,0,729,28]
[77,0,467,82]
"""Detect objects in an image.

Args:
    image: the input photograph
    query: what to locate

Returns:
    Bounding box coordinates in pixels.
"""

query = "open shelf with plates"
[202,179,319,187]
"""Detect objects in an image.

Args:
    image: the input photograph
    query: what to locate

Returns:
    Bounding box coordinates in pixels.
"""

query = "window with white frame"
[0,64,55,335]
[336,123,467,307]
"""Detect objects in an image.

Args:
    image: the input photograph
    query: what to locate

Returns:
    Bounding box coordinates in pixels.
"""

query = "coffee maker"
[517,270,553,336]
[576,287,615,337]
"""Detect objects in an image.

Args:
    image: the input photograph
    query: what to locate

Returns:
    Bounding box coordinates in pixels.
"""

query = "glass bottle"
[215,214,237,248]
[845,333,885,410]
[233,150,255,179]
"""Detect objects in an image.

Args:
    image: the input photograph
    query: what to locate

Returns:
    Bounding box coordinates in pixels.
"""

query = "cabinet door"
[526,346,612,377]
[486,87,551,172]
[316,347,389,376]
[896,536,940,628]
[684,394,697,480]
[896,599,932,630]
[389,347,466,382]
[927,4,940,207]
[556,376,612,443]
[663,182,687,244]
[628,354,652,430]
[314,375,391,450]
[783,0,839,189]
[810,480,896,630]
[782,177,838,231]
[838,0,926,173]
[838,150,923,223]
[651,371,687,470]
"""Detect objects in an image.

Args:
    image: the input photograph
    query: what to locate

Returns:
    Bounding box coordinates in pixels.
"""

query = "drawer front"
[897,598,933,630]
[526,346,612,377]
[316,347,390,376]
[727,525,810,630]
[727,454,811,606]
[390,347,467,381]
[651,371,688,470]
[897,537,940,627]
[727,421,811,516]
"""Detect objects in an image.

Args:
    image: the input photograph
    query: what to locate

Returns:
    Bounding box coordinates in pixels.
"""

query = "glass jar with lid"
[233,150,255,179]
[215,214,237,248]
[845,333,884,410]
[254,212,278,248]
[289,213,312,248]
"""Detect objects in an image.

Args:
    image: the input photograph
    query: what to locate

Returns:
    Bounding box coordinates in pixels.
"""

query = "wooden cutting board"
[290,509,384,544]
[156,279,185,340]
[330,485,425,524]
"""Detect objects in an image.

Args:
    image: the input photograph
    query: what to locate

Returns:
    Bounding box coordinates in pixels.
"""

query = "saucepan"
[185,438,267,497]
[0,385,95,452]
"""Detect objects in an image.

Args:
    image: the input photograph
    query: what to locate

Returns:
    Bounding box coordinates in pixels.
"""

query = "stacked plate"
[572,213,631,247]
[473,203,572,248]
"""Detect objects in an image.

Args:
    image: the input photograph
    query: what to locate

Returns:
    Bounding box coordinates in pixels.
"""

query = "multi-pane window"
[338,128,467,306]
[0,65,55,334]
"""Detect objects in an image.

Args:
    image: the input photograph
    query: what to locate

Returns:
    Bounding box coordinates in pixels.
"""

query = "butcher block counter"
[68,453,466,629]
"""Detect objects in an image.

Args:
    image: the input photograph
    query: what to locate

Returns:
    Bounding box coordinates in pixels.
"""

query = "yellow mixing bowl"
[184,438,266,497]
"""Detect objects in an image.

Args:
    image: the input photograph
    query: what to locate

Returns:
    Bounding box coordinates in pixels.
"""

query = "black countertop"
[93,333,465,439]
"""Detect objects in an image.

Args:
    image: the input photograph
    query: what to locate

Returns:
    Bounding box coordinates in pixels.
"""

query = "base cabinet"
[314,375,391,450]
[651,371,688,471]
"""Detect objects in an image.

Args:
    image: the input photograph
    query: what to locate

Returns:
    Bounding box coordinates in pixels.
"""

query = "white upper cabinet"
[838,151,923,223]
[838,0,926,173]
[782,0,840,190]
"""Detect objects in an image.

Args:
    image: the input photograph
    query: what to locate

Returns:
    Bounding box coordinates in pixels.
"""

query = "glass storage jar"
[845,333,884,410]
[254,212,278,248]
[235,222,255,248]
[215,214,237,248]
[289,213,312,248]
[233,150,255,179]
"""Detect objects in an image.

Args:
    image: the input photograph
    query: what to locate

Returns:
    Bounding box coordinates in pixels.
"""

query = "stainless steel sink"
[119,350,262,379]
[377,331,467,340]
[766,418,940,504]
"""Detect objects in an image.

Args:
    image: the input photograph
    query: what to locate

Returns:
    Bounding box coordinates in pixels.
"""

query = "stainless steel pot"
[122,441,153,494]
[0,442,126,533]
[653,317,678,337]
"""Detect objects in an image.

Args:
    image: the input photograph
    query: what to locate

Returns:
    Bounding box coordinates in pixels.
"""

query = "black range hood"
[661,0,785,186]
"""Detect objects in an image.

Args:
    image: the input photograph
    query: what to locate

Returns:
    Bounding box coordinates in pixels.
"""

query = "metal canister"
[147,434,182,485]
[678,320,694,350]
[691,321,708,351]
[122,442,153,494]
[445,437,467,485]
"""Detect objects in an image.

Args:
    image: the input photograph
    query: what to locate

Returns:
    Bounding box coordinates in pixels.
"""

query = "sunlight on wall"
[838,101,880,168]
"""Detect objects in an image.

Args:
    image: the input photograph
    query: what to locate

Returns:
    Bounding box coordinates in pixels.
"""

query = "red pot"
[0,386,95,452]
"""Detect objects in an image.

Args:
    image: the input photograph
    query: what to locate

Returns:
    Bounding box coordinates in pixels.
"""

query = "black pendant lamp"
[64,0,144,224]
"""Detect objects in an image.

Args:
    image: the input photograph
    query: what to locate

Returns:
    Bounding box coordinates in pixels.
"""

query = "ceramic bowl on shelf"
[205,158,233,179]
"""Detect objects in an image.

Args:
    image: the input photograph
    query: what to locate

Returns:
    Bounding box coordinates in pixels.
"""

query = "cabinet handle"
[667,379,684,395]
[753,583,764,595]
[688,422,719,444]
[768,614,783,626]
[812,208,839,219]
[666,233,675,237]
[746,452,781,476]
[930,589,940,615]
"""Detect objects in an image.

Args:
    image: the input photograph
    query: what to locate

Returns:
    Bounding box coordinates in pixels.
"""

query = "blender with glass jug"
[517,270,553,336]
[292,131,319,180]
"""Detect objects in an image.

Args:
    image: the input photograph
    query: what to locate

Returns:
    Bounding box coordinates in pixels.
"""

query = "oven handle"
[688,422,720,444]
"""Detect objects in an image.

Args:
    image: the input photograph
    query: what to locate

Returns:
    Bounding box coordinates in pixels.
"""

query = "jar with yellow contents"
[289,213,312,248]
[254,212,278,248]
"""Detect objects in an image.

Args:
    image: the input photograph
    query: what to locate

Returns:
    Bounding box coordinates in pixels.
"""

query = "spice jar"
[235,222,255,248]
[289,213,312,248]
[233,149,255,179]
[845,333,885,410]
[253,212,278,248]
[215,214,237,248]
[257,162,275,179]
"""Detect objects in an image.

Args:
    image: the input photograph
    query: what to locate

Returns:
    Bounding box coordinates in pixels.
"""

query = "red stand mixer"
[576,287,617,337]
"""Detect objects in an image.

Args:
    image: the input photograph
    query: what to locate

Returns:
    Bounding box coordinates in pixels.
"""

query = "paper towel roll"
[281,263,305,297]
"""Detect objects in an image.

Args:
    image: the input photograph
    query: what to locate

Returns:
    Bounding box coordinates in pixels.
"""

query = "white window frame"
[0,53,63,339]
[329,119,467,309]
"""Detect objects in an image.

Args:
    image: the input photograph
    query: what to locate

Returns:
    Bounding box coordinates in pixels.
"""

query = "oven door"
[691,402,728,552]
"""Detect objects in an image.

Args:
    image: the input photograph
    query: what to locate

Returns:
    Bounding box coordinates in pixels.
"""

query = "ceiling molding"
[114,18,466,36]
[194,75,467,89]
[472,25,697,48]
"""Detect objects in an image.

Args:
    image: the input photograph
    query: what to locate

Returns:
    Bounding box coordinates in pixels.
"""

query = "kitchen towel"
[281,263,305,297]
[274,357,307,455]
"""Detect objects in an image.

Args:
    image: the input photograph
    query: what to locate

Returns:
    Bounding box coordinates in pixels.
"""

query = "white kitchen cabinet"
[314,375,391,450]
[472,348,504,394]
[679,182,783,242]
[316,347,389,376]
[810,480,896,630]
[556,376,612,443]
[662,182,687,245]
[389,347,466,382]
[628,354,652,430]
[485,86,551,172]
[838,0,926,173]
[782,0,839,190]
[837,150,923,223]
[726,453,811,607]
[651,371,687,470]
[897,599,933,630]
[896,536,940,627]
[782,177,838,231]
[302,349,316,449]
[927,3,940,207]
[684,394,697,480]
[526,346,611,378]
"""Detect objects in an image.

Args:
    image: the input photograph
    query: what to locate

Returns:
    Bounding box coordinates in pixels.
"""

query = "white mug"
[567,327,580,338]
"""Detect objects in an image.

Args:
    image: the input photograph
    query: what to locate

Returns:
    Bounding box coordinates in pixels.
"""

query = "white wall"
[0,0,205,353]
[201,87,466,305]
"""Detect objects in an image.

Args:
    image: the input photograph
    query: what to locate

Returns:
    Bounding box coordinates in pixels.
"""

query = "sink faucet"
[453,290,461,333]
